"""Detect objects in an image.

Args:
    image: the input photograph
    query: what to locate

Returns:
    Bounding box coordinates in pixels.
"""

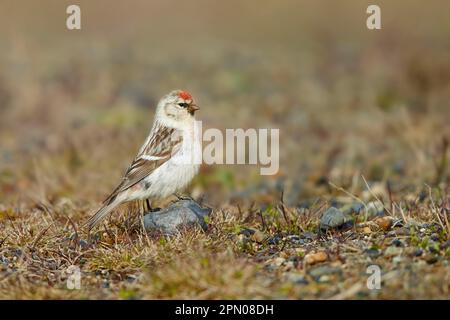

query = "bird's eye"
[178,102,189,108]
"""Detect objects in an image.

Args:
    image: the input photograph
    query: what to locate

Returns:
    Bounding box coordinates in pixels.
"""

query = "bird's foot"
[139,199,153,214]
[174,193,194,201]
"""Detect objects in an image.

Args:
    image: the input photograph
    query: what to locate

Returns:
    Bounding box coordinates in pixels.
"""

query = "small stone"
[362,226,372,234]
[287,235,305,245]
[384,246,403,258]
[365,201,385,219]
[364,248,381,258]
[374,216,393,231]
[304,251,328,265]
[267,235,281,245]
[309,265,342,279]
[240,228,255,237]
[143,199,211,235]
[286,273,308,285]
[414,249,424,257]
[342,202,365,215]
[391,239,403,247]
[320,207,346,230]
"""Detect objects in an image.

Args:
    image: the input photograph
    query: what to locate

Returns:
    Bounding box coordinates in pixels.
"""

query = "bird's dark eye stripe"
[178,102,189,108]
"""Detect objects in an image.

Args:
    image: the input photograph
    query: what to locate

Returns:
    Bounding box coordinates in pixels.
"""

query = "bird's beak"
[188,103,200,113]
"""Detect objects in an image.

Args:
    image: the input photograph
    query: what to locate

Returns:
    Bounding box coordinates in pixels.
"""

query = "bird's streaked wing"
[103,123,182,204]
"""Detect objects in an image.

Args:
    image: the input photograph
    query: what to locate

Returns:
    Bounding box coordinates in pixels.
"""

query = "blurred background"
[0,0,449,209]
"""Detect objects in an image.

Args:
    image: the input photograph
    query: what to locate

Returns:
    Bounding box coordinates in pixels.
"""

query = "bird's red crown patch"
[177,90,192,100]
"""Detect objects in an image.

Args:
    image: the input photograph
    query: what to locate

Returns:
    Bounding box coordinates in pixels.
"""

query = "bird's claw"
[174,193,194,201]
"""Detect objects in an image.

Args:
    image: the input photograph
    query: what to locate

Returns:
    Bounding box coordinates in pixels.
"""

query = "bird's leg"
[139,200,145,215]
[174,193,193,201]
[146,199,152,212]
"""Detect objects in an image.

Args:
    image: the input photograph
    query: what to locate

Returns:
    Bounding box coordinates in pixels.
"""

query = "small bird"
[85,90,201,231]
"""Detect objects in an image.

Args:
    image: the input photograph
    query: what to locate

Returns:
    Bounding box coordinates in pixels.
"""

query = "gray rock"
[364,248,381,258]
[309,265,342,279]
[286,273,309,285]
[239,228,256,237]
[364,200,385,219]
[320,207,346,230]
[267,235,282,245]
[342,202,364,215]
[287,235,305,245]
[390,239,404,247]
[143,200,211,235]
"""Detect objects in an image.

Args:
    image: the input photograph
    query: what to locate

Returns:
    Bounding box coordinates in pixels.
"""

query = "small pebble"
[286,273,308,285]
[309,265,342,279]
[287,235,305,245]
[267,236,281,245]
[364,248,381,258]
[365,201,385,218]
[342,202,365,215]
[240,228,255,237]
[362,226,372,234]
[304,251,328,265]
[391,239,403,247]
[320,207,346,230]
[374,216,393,231]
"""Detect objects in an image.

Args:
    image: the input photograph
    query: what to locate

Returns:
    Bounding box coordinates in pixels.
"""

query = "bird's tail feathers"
[85,200,120,231]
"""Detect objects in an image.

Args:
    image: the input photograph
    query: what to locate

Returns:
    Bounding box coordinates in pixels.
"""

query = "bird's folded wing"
[103,126,182,204]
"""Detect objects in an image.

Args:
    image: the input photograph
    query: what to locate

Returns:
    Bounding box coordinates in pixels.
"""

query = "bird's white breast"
[134,122,201,200]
